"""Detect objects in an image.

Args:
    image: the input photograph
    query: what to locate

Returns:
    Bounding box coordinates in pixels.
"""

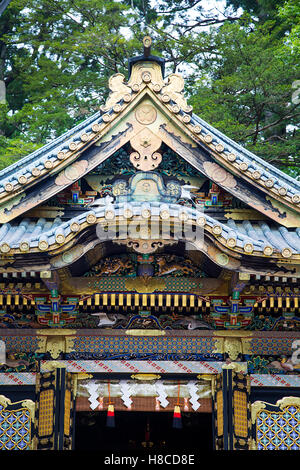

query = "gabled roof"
[1,77,299,206]
[0,42,299,273]
[191,112,300,201]
[0,54,299,227]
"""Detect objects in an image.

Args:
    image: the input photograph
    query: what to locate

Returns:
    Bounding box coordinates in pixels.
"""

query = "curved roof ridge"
[192,113,300,191]
[0,110,102,180]
[0,202,298,257]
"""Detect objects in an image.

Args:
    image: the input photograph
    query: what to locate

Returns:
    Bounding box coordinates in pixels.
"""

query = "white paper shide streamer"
[0,340,5,365]
[120,380,133,409]
[155,381,169,408]
[87,382,100,410]
[188,381,201,411]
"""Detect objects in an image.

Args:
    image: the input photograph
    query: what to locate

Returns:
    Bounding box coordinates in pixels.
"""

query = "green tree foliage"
[0,0,299,177]
[279,0,300,56]
[186,20,300,174]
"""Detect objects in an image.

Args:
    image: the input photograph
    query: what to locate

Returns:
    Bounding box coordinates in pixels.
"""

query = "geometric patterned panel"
[213,369,251,450]
[40,360,234,374]
[216,390,224,437]
[231,372,251,450]
[256,406,300,450]
[64,389,71,437]
[0,336,39,353]
[38,389,54,437]
[72,336,217,355]
[35,371,57,450]
[61,371,76,450]
[212,373,224,450]
[0,401,33,450]
[250,338,294,356]
[233,390,248,438]
[35,369,75,450]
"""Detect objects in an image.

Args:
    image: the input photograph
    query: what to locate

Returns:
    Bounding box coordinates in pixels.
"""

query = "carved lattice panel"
[35,368,75,450]
[232,372,251,450]
[213,369,251,450]
[35,370,57,450]
[0,396,34,450]
[252,398,300,450]
[212,373,224,450]
[61,371,76,450]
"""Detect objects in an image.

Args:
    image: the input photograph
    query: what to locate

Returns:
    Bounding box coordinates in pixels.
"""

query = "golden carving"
[135,104,157,124]
[203,162,237,188]
[277,397,300,409]
[21,400,36,423]
[47,337,66,359]
[36,329,75,336]
[222,362,247,373]
[251,400,266,424]
[76,373,93,381]
[156,255,194,276]
[101,73,132,111]
[224,338,242,360]
[55,160,88,186]
[125,277,166,293]
[213,331,253,338]
[239,272,250,280]
[126,329,166,336]
[130,127,162,171]
[213,331,253,358]
[41,361,68,371]
[160,74,188,109]
[40,271,52,278]
[115,237,176,254]
[0,395,11,407]
[128,61,164,89]
[249,437,257,450]
[0,396,35,423]
[36,330,76,359]
[131,374,161,381]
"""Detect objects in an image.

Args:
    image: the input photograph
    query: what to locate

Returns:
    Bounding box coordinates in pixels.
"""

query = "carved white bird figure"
[89,195,114,207]
[91,312,126,327]
[180,185,199,206]
[91,312,117,327]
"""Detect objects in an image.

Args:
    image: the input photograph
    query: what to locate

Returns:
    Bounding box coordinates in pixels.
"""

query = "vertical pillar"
[35,367,76,450]
[213,366,251,450]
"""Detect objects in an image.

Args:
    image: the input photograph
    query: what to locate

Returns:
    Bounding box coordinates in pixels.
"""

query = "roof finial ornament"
[143,36,152,58]
[128,36,165,78]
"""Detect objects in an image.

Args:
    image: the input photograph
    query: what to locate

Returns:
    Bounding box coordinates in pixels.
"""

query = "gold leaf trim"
[126,329,166,336]
[131,374,161,381]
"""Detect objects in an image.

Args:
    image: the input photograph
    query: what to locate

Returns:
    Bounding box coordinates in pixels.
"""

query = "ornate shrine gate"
[0,37,300,451]
[0,351,300,450]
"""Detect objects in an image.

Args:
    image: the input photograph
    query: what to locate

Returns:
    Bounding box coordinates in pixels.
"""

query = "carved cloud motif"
[161,74,188,109]
[203,162,237,189]
[55,160,88,186]
[104,73,132,110]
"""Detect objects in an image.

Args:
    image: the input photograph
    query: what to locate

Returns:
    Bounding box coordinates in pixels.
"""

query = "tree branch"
[246,112,300,137]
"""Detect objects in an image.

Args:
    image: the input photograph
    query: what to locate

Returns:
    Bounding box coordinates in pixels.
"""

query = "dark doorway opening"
[75,411,213,451]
